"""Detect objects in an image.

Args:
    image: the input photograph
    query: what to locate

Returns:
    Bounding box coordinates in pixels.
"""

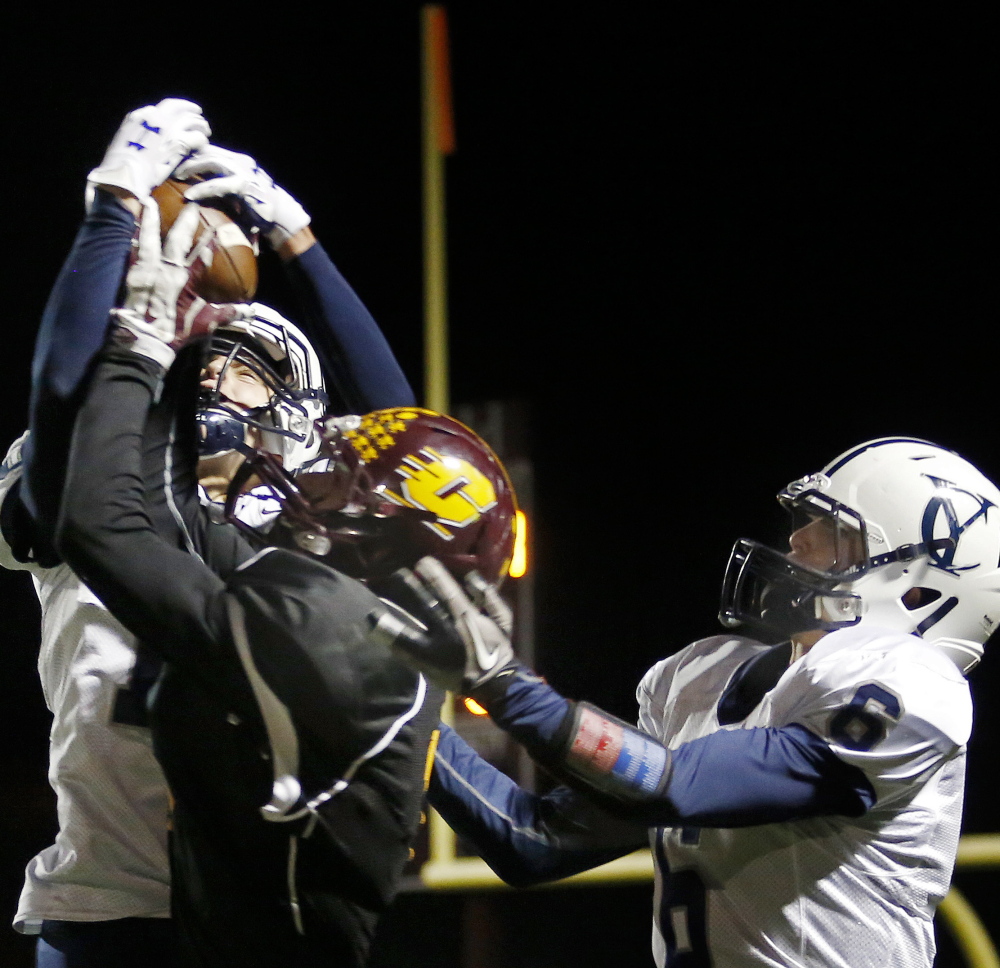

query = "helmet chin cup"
[197,405,251,458]
[293,529,333,558]
[815,591,864,626]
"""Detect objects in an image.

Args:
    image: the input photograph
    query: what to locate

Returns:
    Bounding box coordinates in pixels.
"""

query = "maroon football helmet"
[227,407,518,587]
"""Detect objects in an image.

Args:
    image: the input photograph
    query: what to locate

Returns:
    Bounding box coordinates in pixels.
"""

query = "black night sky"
[1,8,995,966]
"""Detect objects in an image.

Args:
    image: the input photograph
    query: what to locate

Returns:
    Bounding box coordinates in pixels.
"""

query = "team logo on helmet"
[385,447,499,541]
[338,407,502,542]
[921,475,996,575]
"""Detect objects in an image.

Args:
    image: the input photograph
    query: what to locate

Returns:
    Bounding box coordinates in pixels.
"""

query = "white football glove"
[176,145,310,249]
[369,556,515,695]
[464,569,514,636]
[111,198,251,368]
[86,99,210,211]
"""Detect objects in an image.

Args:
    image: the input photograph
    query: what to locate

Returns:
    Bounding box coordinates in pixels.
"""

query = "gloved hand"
[86,99,210,211]
[110,198,250,368]
[369,556,516,695]
[464,569,514,636]
[176,145,310,249]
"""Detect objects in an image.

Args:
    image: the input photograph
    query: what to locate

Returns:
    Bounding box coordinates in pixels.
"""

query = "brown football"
[150,178,258,303]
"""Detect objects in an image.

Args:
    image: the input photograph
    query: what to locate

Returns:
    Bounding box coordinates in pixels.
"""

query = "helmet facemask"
[197,334,311,459]
[196,306,328,474]
[720,485,870,644]
[222,446,436,564]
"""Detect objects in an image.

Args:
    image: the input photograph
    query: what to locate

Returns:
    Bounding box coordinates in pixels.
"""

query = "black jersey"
[150,548,441,967]
[56,350,442,968]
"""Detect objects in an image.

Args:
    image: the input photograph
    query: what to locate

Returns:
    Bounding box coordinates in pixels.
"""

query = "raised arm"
[373,559,875,828]
[57,346,232,667]
[19,100,210,560]
[56,181,252,684]
[431,724,647,886]
[179,147,416,413]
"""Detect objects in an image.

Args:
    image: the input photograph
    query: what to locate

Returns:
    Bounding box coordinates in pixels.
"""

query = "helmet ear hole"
[903,587,942,611]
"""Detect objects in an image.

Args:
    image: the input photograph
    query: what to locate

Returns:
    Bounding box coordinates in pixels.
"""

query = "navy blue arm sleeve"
[20,190,135,553]
[663,723,875,826]
[481,670,875,827]
[283,243,415,413]
[430,725,647,887]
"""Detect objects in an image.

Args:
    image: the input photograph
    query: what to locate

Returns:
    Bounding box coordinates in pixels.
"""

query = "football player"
[374,439,1000,968]
[52,191,516,964]
[0,99,415,968]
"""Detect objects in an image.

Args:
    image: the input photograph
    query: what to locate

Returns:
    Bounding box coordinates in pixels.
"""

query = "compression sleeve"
[283,242,416,413]
[479,666,875,826]
[21,190,136,555]
[430,724,646,887]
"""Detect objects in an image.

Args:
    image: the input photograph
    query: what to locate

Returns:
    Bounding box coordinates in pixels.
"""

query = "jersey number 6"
[829,682,901,752]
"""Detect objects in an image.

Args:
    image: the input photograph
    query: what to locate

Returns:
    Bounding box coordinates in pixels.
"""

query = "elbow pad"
[555,701,672,804]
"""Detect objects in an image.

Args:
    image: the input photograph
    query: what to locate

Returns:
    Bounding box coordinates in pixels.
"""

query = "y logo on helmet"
[388,446,498,541]
[921,475,996,574]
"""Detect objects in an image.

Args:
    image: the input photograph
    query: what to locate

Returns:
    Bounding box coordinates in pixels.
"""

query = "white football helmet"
[720,437,1000,673]
[197,303,328,472]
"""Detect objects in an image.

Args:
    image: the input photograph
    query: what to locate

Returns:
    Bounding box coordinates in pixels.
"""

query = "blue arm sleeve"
[283,243,416,413]
[20,190,135,555]
[430,724,647,887]
[665,723,875,826]
[481,669,875,827]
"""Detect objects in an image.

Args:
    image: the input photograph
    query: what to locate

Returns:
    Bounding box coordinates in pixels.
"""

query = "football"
[150,178,258,303]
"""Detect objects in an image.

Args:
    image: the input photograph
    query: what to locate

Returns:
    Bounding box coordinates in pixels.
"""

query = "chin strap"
[867,537,954,569]
[815,537,957,627]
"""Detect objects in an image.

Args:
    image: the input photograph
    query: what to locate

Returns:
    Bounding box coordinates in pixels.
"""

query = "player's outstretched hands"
[369,557,515,695]
[110,199,250,368]
[176,145,310,249]
[87,99,210,211]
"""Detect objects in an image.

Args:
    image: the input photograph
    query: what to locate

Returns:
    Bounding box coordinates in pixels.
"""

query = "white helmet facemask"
[196,303,328,473]
[720,437,1000,674]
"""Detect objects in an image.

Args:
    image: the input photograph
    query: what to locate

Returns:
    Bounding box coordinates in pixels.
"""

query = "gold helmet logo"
[386,446,498,541]
[337,407,503,542]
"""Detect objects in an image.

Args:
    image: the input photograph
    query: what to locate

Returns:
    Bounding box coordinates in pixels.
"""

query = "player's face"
[197,355,270,499]
[787,516,864,575]
[787,516,865,656]
[200,355,271,412]
[788,518,864,572]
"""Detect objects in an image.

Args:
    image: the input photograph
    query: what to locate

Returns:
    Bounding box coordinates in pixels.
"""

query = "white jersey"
[638,626,970,968]
[2,433,283,932]
[1,433,172,930]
